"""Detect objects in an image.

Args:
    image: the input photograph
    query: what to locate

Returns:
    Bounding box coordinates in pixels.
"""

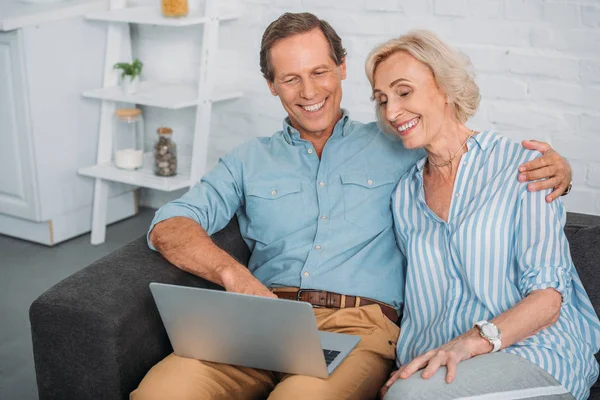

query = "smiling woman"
[364,30,600,400]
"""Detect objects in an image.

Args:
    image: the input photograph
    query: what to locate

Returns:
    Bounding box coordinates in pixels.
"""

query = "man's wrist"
[561,181,573,196]
[216,262,250,290]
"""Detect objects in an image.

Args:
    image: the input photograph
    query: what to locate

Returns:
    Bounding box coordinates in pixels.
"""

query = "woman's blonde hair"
[365,29,480,124]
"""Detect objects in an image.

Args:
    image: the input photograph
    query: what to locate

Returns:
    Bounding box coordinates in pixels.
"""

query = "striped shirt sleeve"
[515,169,573,299]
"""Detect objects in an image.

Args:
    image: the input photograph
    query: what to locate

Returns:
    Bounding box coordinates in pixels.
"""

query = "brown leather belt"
[272,287,398,323]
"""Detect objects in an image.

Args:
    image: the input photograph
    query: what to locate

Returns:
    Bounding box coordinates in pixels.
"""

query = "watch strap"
[474,320,502,353]
[561,181,573,197]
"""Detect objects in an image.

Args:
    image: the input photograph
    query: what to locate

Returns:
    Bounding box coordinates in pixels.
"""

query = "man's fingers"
[521,140,552,154]
[518,166,554,182]
[546,183,567,203]
[528,177,559,193]
[519,155,550,173]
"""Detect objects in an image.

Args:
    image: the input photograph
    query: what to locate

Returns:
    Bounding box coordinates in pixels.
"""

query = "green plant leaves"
[113,58,144,81]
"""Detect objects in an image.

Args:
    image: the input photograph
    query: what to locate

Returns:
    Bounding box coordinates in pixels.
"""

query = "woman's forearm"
[471,288,562,357]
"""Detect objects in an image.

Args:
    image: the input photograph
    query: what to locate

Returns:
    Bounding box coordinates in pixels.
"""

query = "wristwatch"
[561,181,573,196]
[474,320,502,353]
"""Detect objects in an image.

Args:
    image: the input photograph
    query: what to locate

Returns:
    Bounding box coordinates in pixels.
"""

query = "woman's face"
[372,51,450,149]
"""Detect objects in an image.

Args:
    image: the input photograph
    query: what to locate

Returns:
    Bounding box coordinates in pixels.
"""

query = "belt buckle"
[297,289,305,301]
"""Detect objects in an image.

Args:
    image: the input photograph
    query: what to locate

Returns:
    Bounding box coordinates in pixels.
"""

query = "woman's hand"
[379,329,491,398]
[519,140,572,203]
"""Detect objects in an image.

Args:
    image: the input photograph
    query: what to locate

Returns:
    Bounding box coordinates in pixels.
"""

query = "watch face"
[482,324,499,338]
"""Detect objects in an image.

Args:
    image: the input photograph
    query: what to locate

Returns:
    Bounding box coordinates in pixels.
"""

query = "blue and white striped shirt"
[392,131,600,400]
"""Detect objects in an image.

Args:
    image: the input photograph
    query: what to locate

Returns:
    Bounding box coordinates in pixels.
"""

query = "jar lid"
[157,127,173,134]
[115,108,142,121]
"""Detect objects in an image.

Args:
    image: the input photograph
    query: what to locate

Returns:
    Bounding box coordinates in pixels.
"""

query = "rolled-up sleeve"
[516,180,573,299]
[147,152,244,250]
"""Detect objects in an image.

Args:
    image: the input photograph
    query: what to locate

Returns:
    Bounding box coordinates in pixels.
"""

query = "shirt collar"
[282,109,352,144]
[415,130,498,173]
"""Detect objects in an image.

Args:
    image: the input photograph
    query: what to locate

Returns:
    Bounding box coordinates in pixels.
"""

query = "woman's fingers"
[380,369,403,398]
[445,357,459,383]
[421,353,445,379]
[399,353,432,379]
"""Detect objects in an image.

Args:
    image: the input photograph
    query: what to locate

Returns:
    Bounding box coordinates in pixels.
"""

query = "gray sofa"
[30,212,600,400]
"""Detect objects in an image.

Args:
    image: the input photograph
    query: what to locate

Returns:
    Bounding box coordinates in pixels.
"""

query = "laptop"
[149,282,361,378]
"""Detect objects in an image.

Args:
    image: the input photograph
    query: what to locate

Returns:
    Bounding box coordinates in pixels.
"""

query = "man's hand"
[519,140,572,203]
[220,264,277,298]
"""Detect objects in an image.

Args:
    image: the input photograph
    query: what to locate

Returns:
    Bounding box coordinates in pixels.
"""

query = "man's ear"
[339,57,347,80]
[267,79,278,96]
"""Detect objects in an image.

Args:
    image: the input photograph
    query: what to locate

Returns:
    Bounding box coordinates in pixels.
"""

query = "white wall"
[138,0,600,216]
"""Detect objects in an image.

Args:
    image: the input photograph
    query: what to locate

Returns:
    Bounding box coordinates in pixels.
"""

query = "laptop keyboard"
[323,349,341,366]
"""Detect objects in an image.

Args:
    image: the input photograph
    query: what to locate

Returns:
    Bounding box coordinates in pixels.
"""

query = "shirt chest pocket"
[245,181,306,245]
[340,173,398,234]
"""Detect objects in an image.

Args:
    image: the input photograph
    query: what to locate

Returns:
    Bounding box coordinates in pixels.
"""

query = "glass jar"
[161,0,188,17]
[154,127,177,177]
[113,108,144,170]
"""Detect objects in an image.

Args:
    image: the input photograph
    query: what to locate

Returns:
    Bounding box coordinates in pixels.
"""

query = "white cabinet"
[0,2,138,245]
[0,30,38,221]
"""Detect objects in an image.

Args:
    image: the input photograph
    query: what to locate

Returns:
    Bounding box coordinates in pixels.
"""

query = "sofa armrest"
[30,217,250,400]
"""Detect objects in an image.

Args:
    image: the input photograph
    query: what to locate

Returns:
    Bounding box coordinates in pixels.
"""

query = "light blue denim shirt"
[149,111,423,310]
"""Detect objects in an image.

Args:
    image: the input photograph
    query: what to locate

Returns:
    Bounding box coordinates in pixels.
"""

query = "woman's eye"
[378,101,388,107]
[399,91,410,97]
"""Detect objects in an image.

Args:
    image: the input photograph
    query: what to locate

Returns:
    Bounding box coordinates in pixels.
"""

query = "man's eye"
[399,91,410,97]
[314,71,325,76]
[378,101,388,107]
[285,78,298,84]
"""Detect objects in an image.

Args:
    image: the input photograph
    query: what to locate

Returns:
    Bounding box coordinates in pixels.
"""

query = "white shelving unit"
[79,0,241,244]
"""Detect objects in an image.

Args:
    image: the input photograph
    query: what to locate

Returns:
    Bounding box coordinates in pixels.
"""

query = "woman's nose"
[386,100,403,123]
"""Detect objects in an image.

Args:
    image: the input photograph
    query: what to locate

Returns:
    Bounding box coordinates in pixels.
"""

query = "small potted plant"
[113,59,143,94]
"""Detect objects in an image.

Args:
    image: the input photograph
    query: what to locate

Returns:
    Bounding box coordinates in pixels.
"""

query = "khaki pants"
[131,304,399,400]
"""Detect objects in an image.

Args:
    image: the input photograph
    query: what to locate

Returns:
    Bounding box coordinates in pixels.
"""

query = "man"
[132,12,572,400]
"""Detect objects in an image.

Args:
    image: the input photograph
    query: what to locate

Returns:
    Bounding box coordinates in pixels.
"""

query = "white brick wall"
[139,0,600,216]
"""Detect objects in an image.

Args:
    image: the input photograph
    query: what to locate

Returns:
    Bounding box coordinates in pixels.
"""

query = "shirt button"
[304,272,310,277]
[271,190,277,196]
[315,245,322,250]
[463,162,468,166]
[321,216,327,220]
[307,148,314,154]
[319,181,325,187]
[367,179,373,185]
[455,193,460,198]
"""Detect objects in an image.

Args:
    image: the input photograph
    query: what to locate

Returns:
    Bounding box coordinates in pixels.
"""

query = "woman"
[365,30,600,400]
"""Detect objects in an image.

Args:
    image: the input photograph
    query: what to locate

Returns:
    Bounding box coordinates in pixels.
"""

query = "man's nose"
[300,79,317,99]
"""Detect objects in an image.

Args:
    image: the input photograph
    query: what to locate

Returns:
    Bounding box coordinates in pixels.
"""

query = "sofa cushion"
[569,225,600,319]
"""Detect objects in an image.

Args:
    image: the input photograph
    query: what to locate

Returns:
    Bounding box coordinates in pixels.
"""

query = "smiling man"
[132,12,572,400]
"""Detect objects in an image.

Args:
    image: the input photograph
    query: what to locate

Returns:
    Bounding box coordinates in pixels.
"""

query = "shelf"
[0,0,104,31]
[82,81,242,109]
[86,6,239,26]
[79,153,193,192]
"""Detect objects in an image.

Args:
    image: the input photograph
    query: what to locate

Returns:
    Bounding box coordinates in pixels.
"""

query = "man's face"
[267,29,346,140]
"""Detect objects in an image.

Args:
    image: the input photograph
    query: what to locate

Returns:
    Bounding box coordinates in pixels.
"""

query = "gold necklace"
[428,130,475,168]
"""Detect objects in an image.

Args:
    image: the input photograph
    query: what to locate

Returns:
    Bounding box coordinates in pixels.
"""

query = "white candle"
[115,148,143,170]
